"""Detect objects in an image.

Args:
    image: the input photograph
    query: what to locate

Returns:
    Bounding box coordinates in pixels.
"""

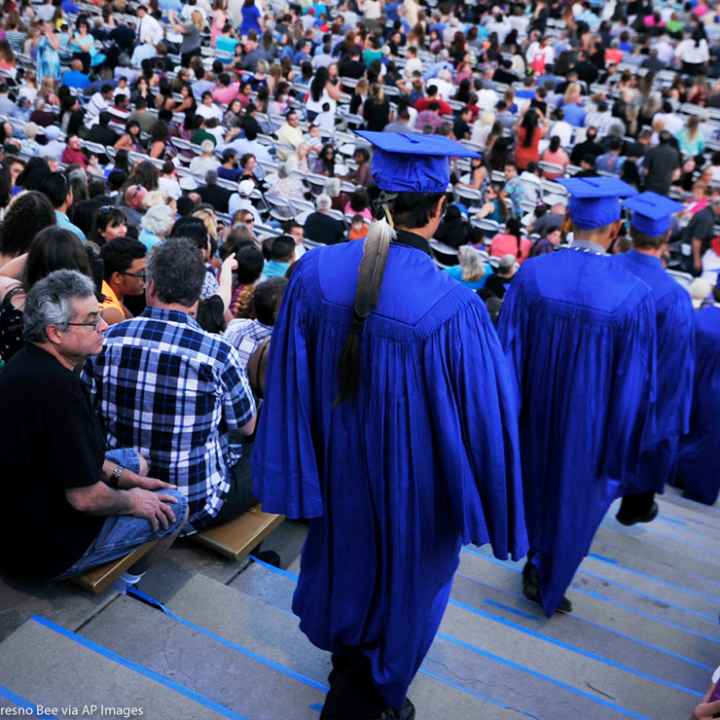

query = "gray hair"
[458,245,487,282]
[316,193,332,211]
[146,237,205,307]
[24,270,96,343]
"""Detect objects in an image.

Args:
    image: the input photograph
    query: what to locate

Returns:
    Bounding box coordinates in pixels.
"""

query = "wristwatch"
[109,464,124,489]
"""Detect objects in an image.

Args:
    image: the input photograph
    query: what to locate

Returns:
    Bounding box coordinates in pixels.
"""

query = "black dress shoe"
[376,699,415,720]
[523,566,573,614]
[616,501,659,527]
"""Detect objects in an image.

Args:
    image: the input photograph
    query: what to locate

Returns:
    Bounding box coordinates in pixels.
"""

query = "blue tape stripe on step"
[435,632,649,720]
[463,547,720,631]
[0,685,57,718]
[448,598,702,698]
[587,552,720,604]
[462,550,720,643]
[481,597,713,671]
[252,556,300,579]
[127,586,328,692]
[30,616,247,720]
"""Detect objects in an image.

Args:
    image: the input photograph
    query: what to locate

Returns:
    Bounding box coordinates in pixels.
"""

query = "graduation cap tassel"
[334,219,393,406]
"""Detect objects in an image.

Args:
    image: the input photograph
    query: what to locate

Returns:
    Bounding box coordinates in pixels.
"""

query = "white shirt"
[654,39,675,66]
[403,56,423,80]
[427,78,454,101]
[137,14,164,46]
[655,112,684,135]
[218,137,272,162]
[159,175,182,200]
[85,92,109,128]
[550,120,574,147]
[196,103,224,122]
[675,38,710,64]
[228,194,261,223]
[476,88,499,112]
[189,155,220,176]
[362,0,382,20]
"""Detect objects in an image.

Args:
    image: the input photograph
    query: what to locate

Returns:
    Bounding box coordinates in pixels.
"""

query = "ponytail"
[335,218,393,405]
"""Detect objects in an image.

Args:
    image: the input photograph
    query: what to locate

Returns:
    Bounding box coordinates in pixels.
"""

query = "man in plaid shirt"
[84,238,257,531]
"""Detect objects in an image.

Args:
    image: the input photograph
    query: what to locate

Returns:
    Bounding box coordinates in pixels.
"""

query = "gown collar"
[393,229,433,258]
[569,238,608,255]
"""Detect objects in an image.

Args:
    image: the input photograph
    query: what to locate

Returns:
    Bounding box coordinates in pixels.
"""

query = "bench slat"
[72,541,158,595]
[193,505,284,561]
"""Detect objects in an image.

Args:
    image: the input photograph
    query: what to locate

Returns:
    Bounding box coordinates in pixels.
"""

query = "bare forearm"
[67,482,134,515]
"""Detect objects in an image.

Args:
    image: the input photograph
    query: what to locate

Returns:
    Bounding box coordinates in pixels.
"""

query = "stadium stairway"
[0,486,718,720]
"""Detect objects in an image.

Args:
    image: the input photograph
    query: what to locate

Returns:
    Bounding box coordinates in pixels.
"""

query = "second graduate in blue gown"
[497,176,658,616]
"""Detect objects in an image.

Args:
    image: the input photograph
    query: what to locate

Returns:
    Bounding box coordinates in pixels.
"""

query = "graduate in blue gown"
[614,192,695,524]
[252,132,528,720]
[497,176,658,617]
[677,291,720,505]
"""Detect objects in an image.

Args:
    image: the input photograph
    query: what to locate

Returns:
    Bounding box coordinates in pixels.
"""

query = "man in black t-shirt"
[0,270,188,585]
[683,200,720,276]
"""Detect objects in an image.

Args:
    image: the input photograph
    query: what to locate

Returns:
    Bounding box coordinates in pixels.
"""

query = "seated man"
[0,270,187,585]
[100,237,148,325]
[85,238,257,531]
[304,194,346,245]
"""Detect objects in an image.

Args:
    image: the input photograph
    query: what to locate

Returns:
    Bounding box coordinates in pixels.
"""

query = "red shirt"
[415,96,452,115]
[61,147,88,167]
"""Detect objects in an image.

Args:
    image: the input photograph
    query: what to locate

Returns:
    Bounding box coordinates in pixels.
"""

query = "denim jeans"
[57,449,188,578]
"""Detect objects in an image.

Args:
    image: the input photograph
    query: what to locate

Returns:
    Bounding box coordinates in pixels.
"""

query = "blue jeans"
[58,449,188,578]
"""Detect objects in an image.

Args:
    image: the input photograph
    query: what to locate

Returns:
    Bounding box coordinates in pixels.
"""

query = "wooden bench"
[72,541,158,595]
[193,505,284,561]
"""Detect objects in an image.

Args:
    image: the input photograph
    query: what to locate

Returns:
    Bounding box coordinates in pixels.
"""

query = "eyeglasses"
[120,270,146,279]
[67,316,105,330]
[244,217,255,224]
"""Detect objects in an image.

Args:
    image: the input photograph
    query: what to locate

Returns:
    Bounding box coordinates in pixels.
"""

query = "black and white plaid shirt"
[84,307,256,527]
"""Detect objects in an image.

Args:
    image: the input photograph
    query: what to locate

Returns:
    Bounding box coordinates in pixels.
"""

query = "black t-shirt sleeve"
[690,211,714,242]
[43,374,105,491]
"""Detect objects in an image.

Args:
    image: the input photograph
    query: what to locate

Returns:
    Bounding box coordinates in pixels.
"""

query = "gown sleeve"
[651,292,695,444]
[251,262,323,519]
[601,289,658,480]
[426,294,528,561]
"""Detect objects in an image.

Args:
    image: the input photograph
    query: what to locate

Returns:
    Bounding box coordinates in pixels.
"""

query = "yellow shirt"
[101,281,131,321]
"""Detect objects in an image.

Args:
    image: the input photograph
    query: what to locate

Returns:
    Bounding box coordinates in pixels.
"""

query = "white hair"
[141,203,175,237]
[316,193,332,211]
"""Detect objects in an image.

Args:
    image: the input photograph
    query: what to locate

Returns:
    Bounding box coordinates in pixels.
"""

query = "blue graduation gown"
[252,236,528,708]
[678,306,720,505]
[613,250,695,493]
[497,248,657,616]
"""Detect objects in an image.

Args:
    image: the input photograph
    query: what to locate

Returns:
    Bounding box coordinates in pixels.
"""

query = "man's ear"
[45,323,65,346]
[433,194,448,221]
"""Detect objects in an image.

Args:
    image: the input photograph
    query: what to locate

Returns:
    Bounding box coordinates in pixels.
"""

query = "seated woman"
[444,245,492,290]
[489,217,532,263]
[0,227,95,364]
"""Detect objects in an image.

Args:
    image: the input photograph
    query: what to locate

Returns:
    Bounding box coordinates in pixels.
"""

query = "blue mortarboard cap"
[355,131,479,193]
[623,191,684,236]
[556,176,638,230]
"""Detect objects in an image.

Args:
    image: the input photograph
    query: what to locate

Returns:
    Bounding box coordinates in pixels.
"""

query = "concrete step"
[79,593,323,720]
[232,559,703,719]
[166,573,519,719]
[0,615,232,718]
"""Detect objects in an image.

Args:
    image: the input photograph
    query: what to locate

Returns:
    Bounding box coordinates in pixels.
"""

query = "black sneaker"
[616,501,659,527]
